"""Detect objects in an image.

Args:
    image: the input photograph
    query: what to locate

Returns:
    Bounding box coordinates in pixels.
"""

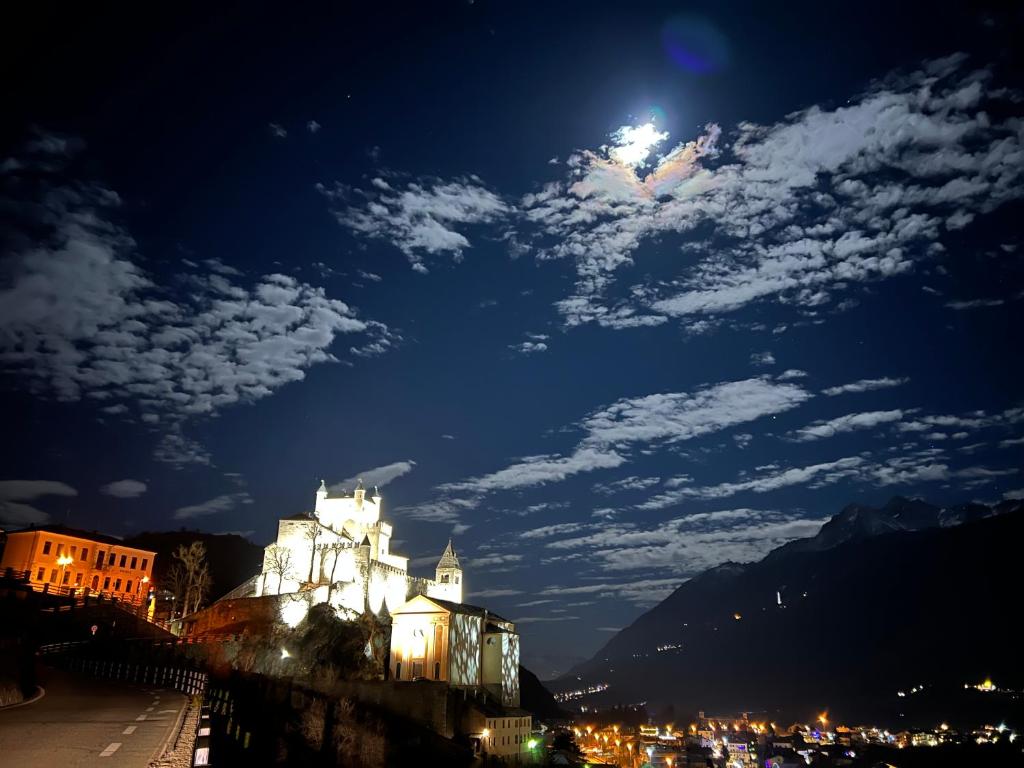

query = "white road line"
[136,714,147,721]
[146,706,155,712]
[123,725,137,735]
[100,743,122,757]
[157,709,178,714]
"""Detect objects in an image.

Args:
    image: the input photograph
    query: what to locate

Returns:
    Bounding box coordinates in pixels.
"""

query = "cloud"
[945,298,1004,310]
[306,120,321,134]
[0,480,78,525]
[0,140,394,421]
[520,55,1024,329]
[421,377,810,522]
[441,447,627,495]
[173,492,253,520]
[592,475,662,495]
[331,460,416,491]
[100,479,148,498]
[510,340,548,354]
[789,409,905,441]
[777,369,807,381]
[545,508,826,577]
[321,175,510,272]
[153,431,212,468]
[822,377,909,396]
[469,588,523,598]
[515,615,580,624]
[749,351,775,367]
[268,123,287,138]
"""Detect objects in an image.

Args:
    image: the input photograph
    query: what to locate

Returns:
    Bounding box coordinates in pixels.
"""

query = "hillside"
[123,530,264,602]
[553,498,1023,723]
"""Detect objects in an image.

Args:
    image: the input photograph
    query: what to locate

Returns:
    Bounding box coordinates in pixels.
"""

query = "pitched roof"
[7,524,155,553]
[437,538,460,569]
[396,594,513,626]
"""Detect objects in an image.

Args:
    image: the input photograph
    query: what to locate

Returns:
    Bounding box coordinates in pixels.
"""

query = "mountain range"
[553,496,1024,724]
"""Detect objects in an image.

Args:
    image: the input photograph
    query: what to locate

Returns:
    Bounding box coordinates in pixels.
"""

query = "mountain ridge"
[553,496,1023,722]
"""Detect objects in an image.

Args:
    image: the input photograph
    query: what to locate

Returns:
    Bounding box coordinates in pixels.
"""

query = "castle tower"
[434,539,462,603]
[354,478,365,508]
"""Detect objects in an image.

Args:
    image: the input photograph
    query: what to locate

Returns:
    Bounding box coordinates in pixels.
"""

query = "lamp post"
[57,554,73,594]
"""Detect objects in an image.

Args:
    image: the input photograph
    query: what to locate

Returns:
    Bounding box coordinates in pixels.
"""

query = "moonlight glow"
[608,122,669,168]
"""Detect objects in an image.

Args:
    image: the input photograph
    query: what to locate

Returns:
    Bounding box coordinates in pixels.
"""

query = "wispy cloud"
[821,377,909,396]
[330,460,416,492]
[173,492,253,520]
[0,480,78,525]
[789,409,906,441]
[321,175,510,273]
[100,479,148,498]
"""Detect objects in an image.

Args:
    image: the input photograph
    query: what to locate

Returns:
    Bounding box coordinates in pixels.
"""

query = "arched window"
[395,662,401,680]
[441,574,449,583]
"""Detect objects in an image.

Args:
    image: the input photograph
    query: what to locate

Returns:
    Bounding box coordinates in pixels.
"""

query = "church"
[255,480,463,617]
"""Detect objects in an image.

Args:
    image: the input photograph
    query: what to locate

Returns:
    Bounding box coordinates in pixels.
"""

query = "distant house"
[0,524,155,605]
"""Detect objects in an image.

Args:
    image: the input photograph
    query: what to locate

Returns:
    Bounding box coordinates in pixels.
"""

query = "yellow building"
[0,525,155,604]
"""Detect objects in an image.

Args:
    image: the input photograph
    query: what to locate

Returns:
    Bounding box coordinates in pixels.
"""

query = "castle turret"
[433,539,463,603]
[354,478,365,507]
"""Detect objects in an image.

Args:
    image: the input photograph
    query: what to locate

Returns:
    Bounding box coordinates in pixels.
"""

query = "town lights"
[280,648,290,659]
[482,728,490,738]
[527,739,538,750]
[818,712,829,728]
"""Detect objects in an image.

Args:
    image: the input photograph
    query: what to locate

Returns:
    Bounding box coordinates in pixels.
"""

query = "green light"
[527,739,538,749]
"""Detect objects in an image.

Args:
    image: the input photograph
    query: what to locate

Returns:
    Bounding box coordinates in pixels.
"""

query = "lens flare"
[662,15,730,75]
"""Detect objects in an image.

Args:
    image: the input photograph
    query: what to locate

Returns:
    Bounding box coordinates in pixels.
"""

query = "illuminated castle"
[255,480,463,614]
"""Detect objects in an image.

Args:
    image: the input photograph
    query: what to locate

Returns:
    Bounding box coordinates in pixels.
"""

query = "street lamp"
[57,554,73,593]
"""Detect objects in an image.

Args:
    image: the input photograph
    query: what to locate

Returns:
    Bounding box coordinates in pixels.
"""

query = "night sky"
[2,1,1022,675]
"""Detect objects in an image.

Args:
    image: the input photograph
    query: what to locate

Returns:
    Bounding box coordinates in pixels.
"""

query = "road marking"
[146,706,155,711]
[157,709,178,714]
[123,726,137,735]
[100,743,122,757]
[136,714,147,721]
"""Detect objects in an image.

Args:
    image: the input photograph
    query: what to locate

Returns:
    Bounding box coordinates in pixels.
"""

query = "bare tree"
[324,541,348,602]
[173,541,211,616]
[303,520,322,584]
[265,545,294,595]
[167,562,188,618]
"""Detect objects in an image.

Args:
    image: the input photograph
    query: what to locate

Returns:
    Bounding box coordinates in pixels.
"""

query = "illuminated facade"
[389,594,522,708]
[254,481,463,616]
[0,524,155,604]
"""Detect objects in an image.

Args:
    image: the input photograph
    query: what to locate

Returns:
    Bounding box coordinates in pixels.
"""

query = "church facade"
[255,481,463,617]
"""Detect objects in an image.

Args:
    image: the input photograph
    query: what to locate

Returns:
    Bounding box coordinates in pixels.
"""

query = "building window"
[441,574,449,583]
[119,555,126,568]
[126,580,133,593]
[433,662,441,680]
[96,551,104,568]
[75,573,83,586]
[62,570,71,585]
[56,543,63,557]
[42,541,52,555]
[395,662,401,680]
[103,577,110,590]
[50,569,57,583]
[108,553,115,566]
[130,556,137,569]
[141,558,148,570]
[455,576,460,584]
[91,576,99,591]
[80,548,88,562]
[114,578,121,591]
[36,567,44,581]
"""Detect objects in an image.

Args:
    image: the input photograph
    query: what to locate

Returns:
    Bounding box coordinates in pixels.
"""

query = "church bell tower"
[434,539,462,603]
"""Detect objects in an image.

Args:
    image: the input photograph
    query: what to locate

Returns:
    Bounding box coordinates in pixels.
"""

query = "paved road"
[0,665,187,767]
